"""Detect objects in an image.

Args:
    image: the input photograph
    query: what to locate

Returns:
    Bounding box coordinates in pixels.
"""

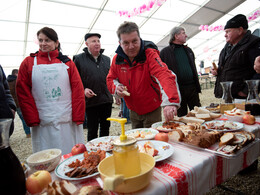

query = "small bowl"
[98,153,155,193]
[224,114,243,123]
[26,148,62,172]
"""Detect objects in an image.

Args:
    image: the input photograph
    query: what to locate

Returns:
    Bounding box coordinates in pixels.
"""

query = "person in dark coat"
[73,33,113,141]
[0,65,16,136]
[7,69,31,138]
[160,26,201,117]
[211,14,260,99]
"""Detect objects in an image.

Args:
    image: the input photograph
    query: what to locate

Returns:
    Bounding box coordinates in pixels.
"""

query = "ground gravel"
[9,88,260,195]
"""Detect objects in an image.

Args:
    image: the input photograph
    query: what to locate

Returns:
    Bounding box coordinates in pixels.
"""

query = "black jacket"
[73,48,113,108]
[0,65,16,136]
[214,31,260,98]
[160,43,201,93]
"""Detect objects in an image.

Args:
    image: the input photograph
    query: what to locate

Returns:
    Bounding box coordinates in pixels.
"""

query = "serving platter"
[151,121,185,132]
[86,136,118,151]
[137,140,174,162]
[170,138,259,159]
[55,152,111,181]
[125,128,159,140]
[202,120,244,132]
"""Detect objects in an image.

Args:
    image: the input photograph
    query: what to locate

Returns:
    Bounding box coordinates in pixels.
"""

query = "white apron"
[31,57,84,154]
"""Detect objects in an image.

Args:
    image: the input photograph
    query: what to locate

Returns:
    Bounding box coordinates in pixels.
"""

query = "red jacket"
[106,41,180,115]
[16,49,85,127]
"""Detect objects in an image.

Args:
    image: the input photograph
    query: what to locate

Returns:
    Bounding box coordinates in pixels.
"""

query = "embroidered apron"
[31,57,84,154]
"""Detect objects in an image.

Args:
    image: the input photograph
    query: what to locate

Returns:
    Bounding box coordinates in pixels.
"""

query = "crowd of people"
[0,13,259,154]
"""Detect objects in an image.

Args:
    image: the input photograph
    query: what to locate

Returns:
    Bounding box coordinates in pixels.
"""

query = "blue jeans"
[16,108,30,135]
[83,112,87,128]
[122,98,130,122]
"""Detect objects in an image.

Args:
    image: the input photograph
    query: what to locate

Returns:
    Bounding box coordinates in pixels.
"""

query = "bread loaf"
[219,133,234,146]
[72,186,108,195]
[209,113,221,119]
[179,116,205,124]
[197,107,210,114]
[60,180,78,195]
[195,114,211,121]
[168,130,185,142]
[45,180,78,195]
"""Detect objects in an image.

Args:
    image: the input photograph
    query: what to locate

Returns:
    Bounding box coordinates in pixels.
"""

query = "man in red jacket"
[107,22,181,128]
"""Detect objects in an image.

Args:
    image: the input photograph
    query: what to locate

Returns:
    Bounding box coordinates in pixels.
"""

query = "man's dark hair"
[116,21,140,40]
[11,69,18,75]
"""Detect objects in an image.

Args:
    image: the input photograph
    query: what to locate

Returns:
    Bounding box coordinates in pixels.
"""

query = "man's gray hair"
[169,26,185,44]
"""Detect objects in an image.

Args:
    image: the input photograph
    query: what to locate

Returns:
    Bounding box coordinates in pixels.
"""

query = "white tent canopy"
[1,0,260,75]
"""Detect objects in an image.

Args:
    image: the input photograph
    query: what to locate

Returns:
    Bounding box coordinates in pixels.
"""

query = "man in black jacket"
[0,65,16,136]
[160,26,201,117]
[211,14,260,99]
[73,33,113,141]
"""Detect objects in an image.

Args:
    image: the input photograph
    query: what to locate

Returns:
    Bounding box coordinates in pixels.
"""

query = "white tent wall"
[0,0,259,76]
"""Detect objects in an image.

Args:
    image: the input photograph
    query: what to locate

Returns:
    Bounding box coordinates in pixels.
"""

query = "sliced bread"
[219,133,234,146]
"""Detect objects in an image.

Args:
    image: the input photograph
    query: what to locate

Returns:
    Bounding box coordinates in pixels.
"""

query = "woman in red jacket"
[16,27,85,154]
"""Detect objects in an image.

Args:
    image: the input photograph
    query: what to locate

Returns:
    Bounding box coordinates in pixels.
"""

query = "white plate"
[137,140,174,162]
[202,120,244,132]
[55,152,110,181]
[86,136,118,151]
[125,128,159,140]
[151,121,185,132]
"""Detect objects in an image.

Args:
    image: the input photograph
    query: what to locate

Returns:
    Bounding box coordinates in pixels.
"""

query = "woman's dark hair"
[37,27,61,51]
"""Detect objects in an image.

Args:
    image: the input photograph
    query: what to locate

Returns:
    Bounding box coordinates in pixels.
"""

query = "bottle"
[107,118,141,178]
[220,81,235,114]
[245,80,260,116]
[0,119,26,195]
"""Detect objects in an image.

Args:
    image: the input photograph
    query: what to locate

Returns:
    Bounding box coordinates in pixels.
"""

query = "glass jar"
[113,136,141,178]
[245,80,260,116]
[220,81,235,114]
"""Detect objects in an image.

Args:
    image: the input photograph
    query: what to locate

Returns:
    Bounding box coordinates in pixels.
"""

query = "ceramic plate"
[137,140,174,162]
[86,136,118,151]
[202,120,244,132]
[125,128,159,140]
[55,152,110,181]
[151,121,185,132]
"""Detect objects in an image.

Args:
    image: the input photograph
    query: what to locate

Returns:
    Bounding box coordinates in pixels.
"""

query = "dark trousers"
[86,103,112,141]
[130,106,162,129]
[178,85,201,117]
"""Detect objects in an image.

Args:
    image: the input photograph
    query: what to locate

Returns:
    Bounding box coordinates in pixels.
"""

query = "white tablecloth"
[52,119,260,195]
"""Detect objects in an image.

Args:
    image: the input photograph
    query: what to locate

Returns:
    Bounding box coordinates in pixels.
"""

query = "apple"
[155,132,169,142]
[26,170,52,194]
[71,143,87,155]
[242,114,255,125]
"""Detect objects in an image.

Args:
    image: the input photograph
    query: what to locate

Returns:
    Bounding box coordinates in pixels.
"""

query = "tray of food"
[205,103,220,113]
[137,140,174,162]
[86,136,118,151]
[151,121,185,132]
[202,120,244,132]
[168,123,258,158]
[125,128,159,140]
[55,150,110,180]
